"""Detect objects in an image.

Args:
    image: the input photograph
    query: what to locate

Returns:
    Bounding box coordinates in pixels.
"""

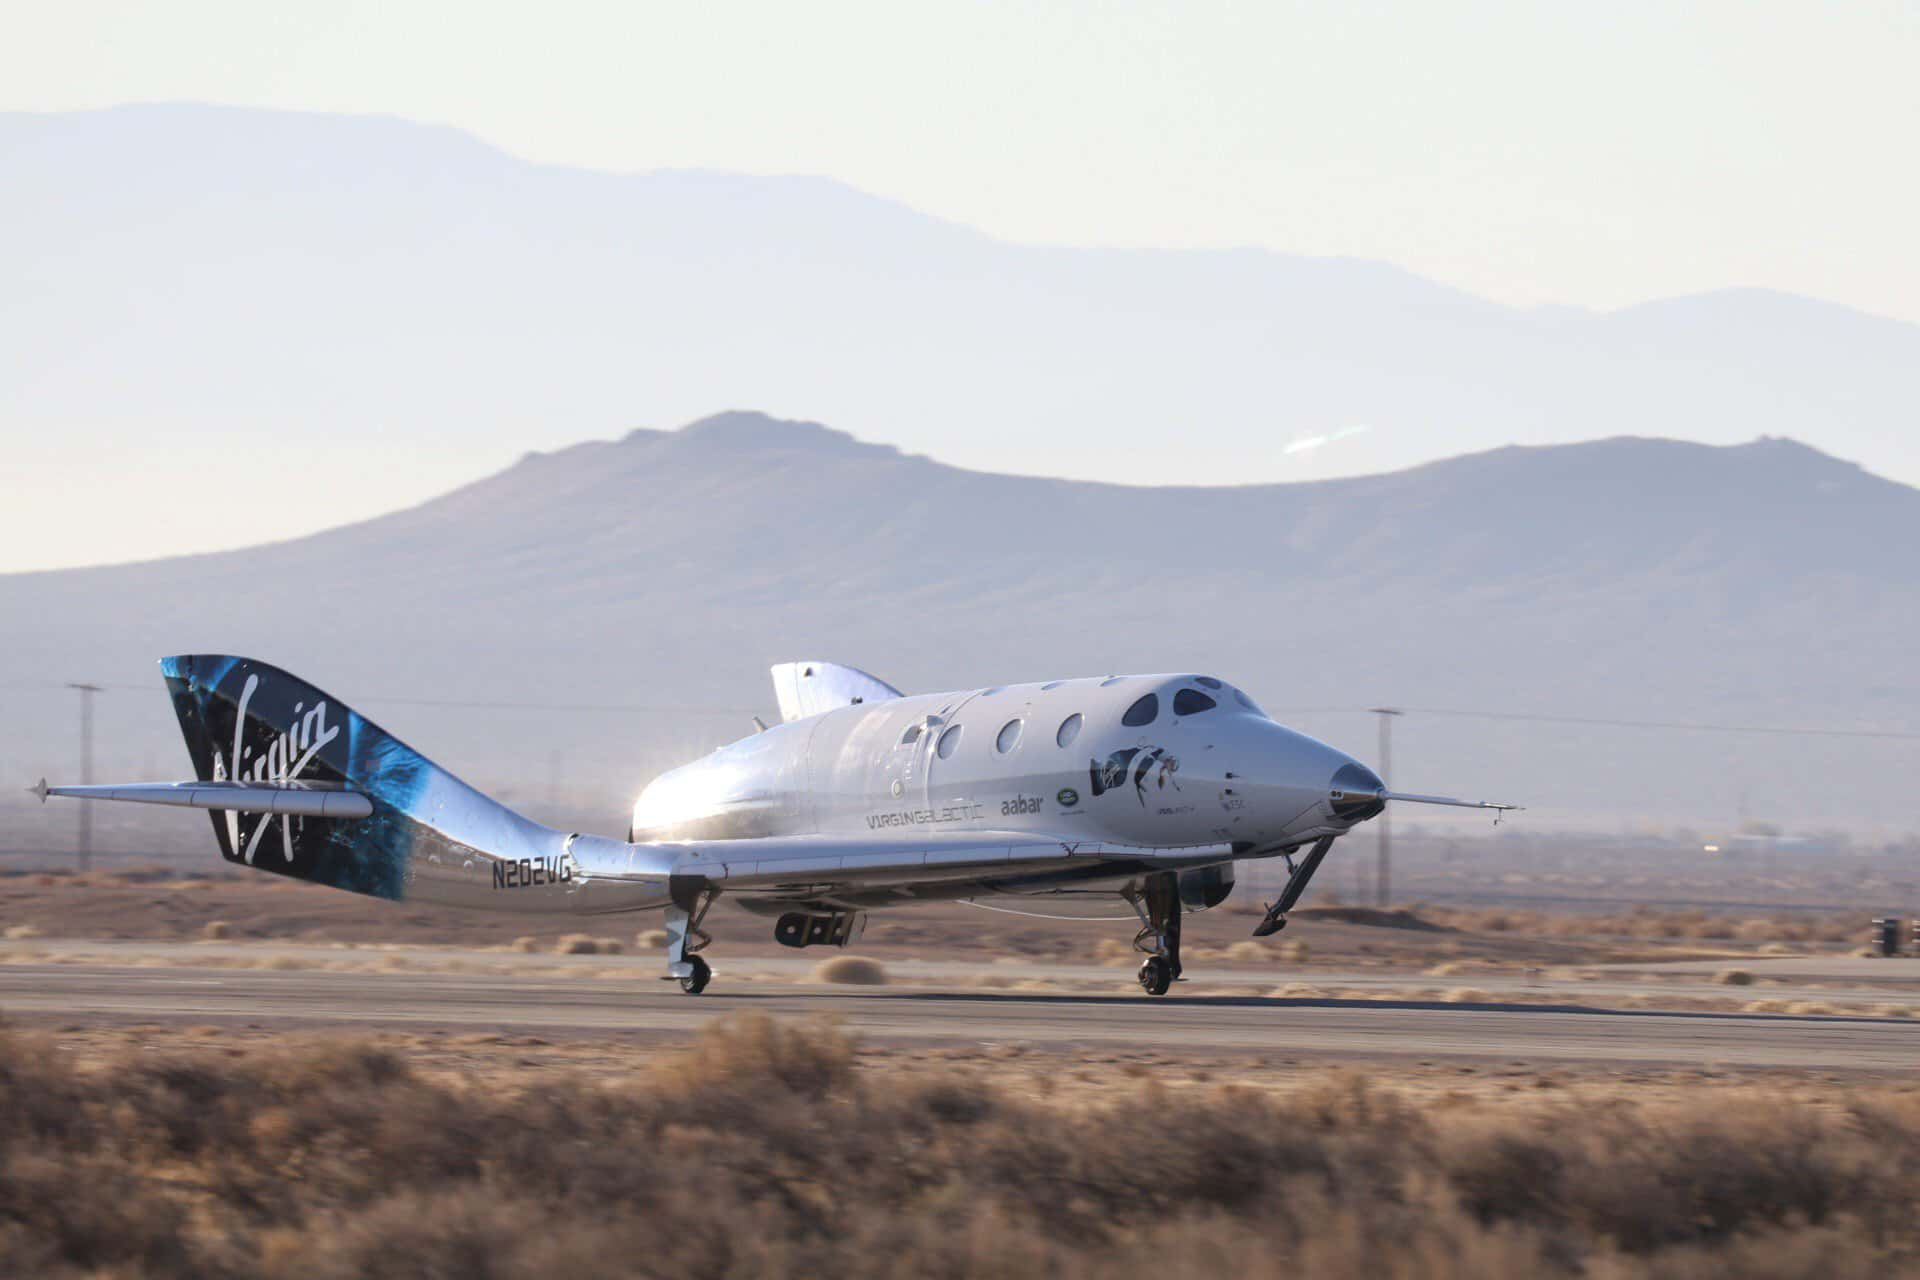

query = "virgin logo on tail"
[210,673,342,864]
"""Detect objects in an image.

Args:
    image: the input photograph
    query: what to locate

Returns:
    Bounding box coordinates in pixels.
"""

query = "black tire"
[1137,955,1172,996]
[679,955,712,995]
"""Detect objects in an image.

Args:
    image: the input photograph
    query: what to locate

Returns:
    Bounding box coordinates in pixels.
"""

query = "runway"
[3,951,1917,1070]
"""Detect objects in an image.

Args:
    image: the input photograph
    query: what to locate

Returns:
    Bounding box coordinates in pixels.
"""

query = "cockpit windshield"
[1172,688,1217,716]
[1229,687,1268,718]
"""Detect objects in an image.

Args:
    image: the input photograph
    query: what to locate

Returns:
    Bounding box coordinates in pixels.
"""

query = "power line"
[6,681,1914,740]
[64,683,101,873]
[3,681,763,718]
[1392,707,1920,742]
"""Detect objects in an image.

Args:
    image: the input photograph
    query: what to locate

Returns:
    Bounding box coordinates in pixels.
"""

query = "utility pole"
[66,683,103,873]
[1368,707,1402,907]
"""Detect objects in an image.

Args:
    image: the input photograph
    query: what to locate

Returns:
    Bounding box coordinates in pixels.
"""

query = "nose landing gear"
[1253,835,1336,938]
[1125,872,1183,997]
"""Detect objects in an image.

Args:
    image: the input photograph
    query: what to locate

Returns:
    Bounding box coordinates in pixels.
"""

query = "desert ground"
[5,863,1920,1276]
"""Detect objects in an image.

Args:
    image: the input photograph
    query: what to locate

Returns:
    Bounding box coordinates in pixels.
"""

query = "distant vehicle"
[34,656,1515,995]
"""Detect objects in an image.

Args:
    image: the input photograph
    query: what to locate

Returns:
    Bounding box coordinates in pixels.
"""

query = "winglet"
[29,778,48,804]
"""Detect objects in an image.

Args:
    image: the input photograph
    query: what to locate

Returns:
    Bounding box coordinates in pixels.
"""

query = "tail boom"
[77,655,680,915]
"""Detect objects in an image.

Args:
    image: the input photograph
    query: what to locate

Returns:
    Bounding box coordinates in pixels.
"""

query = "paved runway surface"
[4,954,1918,1070]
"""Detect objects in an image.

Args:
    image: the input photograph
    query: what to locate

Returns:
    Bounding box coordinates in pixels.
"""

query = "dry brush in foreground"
[0,1016,1916,1277]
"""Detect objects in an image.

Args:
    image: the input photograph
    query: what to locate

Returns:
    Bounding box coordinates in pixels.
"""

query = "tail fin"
[769,661,902,723]
[161,654,556,900]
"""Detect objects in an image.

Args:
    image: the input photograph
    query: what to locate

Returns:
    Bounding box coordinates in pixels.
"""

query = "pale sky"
[6,0,1919,323]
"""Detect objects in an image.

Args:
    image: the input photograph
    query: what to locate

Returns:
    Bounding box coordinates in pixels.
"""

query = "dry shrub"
[1443,988,1497,1003]
[648,1014,857,1099]
[1091,937,1134,965]
[509,936,539,953]
[2,924,40,941]
[1277,939,1310,962]
[1425,907,1865,949]
[201,920,231,940]
[554,933,604,955]
[633,929,668,951]
[811,955,888,986]
[1224,940,1266,963]
[1714,969,1755,986]
[0,1020,1916,1277]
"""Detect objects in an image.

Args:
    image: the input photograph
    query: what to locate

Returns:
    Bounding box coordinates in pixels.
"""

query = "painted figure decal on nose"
[1089,747,1181,806]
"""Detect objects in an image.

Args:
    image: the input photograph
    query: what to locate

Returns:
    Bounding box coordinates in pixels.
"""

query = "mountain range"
[3,412,1915,855]
[6,103,1920,569]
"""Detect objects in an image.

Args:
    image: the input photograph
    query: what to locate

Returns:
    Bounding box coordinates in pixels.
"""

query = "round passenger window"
[1172,689,1217,716]
[1121,694,1159,727]
[937,724,963,759]
[1056,713,1083,748]
[996,719,1024,753]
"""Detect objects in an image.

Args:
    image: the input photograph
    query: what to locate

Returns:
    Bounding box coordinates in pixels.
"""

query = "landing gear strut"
[1126,872,1182,996]
[1253,835,1335,938]
[664,877,716,995]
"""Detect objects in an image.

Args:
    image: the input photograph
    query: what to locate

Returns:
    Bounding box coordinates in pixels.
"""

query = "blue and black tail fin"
[159,654,545,899]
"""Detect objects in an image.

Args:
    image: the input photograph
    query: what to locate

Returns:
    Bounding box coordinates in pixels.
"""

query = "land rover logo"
[1056,788,1080,807]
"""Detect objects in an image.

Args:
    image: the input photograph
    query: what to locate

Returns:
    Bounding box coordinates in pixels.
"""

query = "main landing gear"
[1126,872,1182,997]
[663,879,717,995]
[678,955,712,995]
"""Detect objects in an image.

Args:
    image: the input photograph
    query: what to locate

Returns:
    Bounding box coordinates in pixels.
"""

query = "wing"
[32,778,374,819]
[604,829,1235,909]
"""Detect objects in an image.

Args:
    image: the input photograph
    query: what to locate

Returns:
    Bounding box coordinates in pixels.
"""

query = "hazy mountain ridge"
[7,103,1920,573]
[2,414,1914,842]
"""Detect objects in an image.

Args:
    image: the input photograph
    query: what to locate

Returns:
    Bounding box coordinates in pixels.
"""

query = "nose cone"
[1329,761,1386,824]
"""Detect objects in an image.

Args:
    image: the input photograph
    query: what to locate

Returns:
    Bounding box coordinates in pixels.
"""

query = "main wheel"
[679,955,712,995]
[1137,955,1173,996]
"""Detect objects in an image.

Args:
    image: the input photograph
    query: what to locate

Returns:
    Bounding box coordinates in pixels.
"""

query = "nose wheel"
[1137,954,1173,996]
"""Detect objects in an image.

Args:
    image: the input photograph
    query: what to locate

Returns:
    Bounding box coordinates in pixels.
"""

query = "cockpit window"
[1194,676,1223,690]
[1172,689,1217,716]
[900,724,923,746]
[1121,693,1159,727]
[1231,688,1267,717]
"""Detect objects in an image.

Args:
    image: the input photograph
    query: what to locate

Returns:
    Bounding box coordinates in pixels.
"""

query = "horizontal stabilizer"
[770,661,903,723]
[32,779,374,819]
[1379,790,1521,812]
